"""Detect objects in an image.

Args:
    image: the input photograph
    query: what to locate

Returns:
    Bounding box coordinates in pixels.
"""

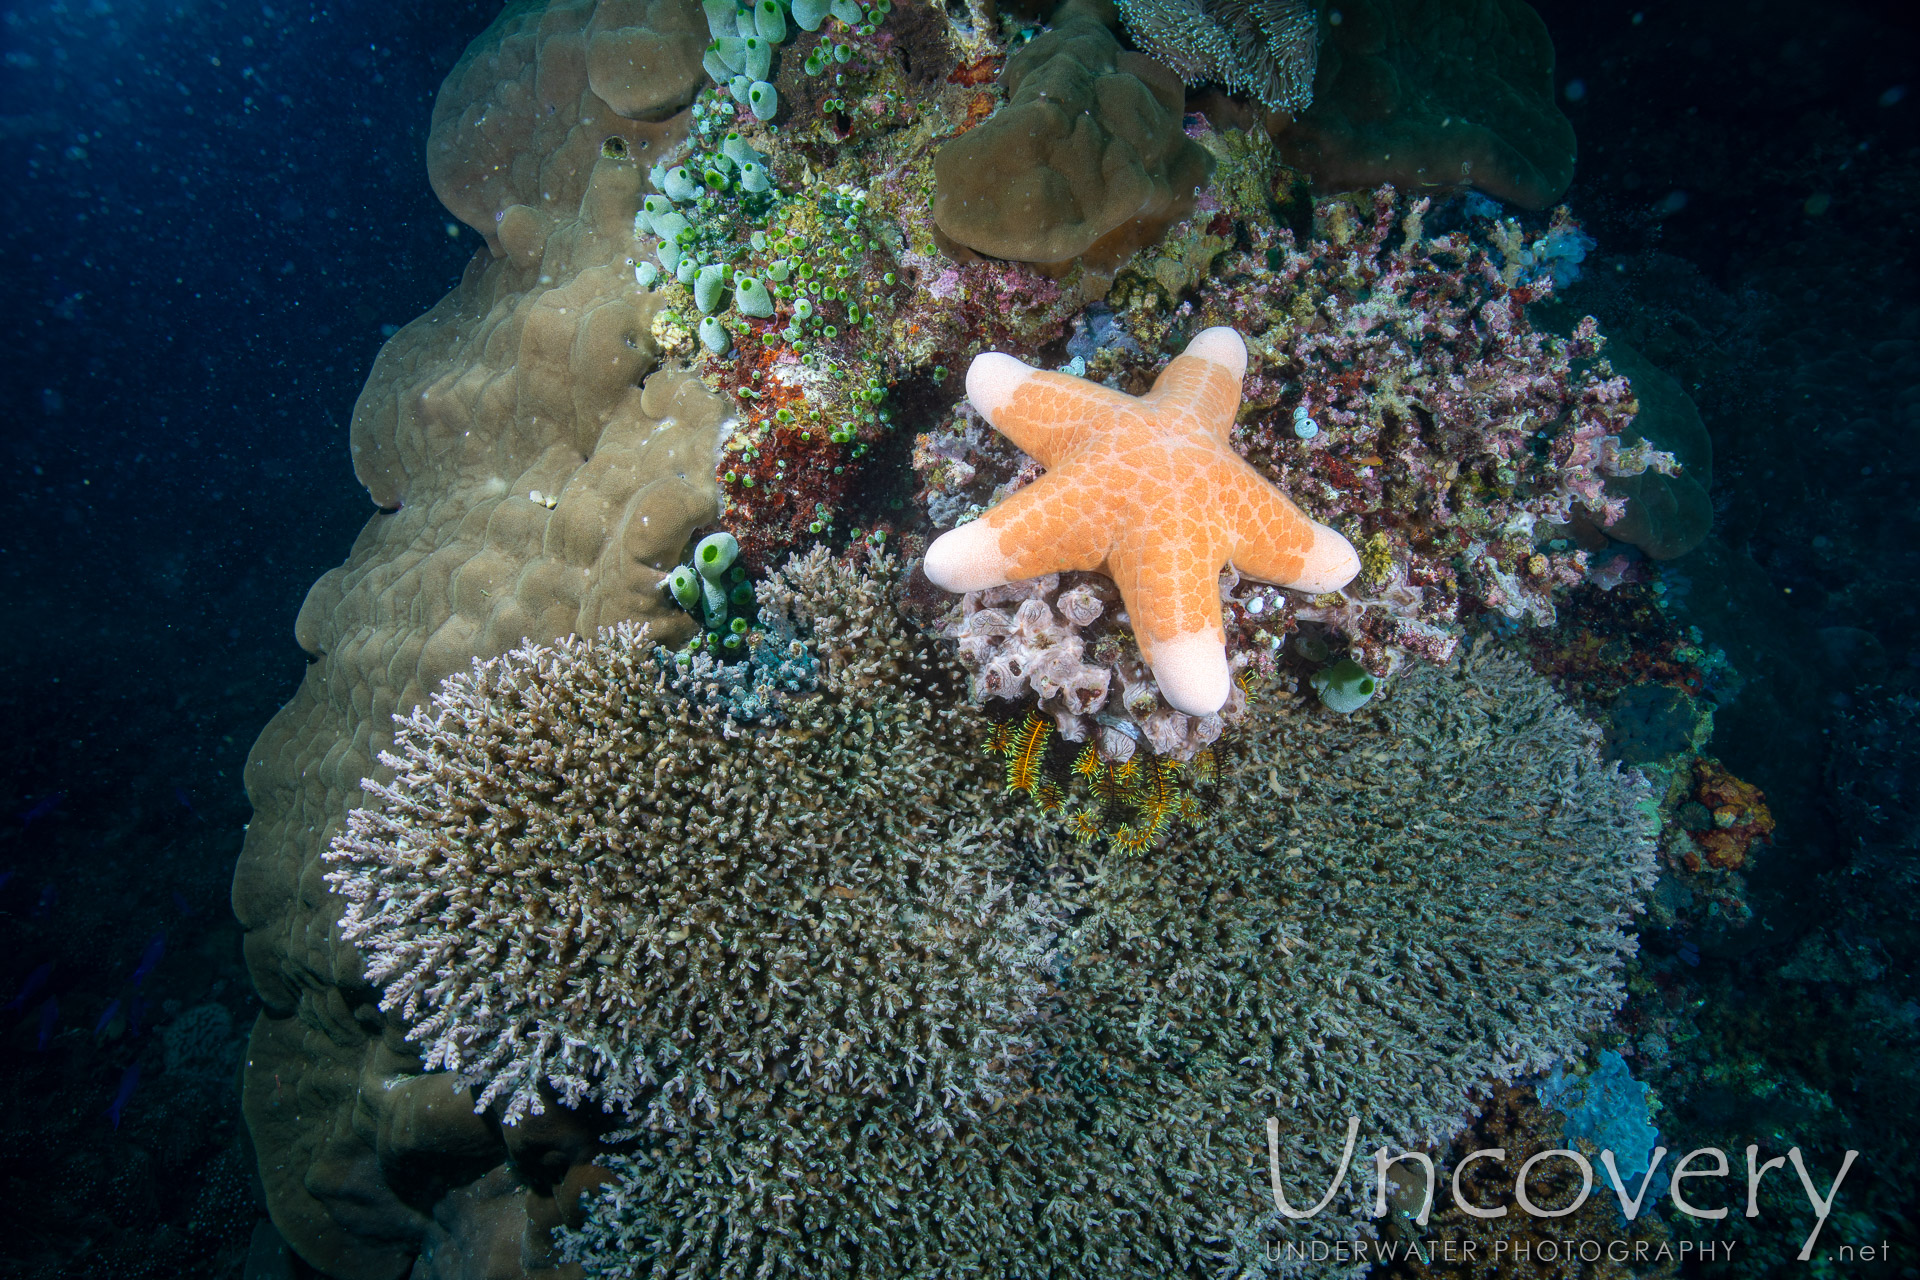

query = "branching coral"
[324,550,1056,1128]
[564,637,1659,1278]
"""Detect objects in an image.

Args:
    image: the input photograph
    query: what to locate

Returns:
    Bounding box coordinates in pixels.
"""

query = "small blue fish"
[36,997,57,1050]
[5,961,52,1011]
[93,998,122,1036]
[19,791,65,826]
[104,1062,140,1128]
[1678,941,1701,967]
[130,933,165,987]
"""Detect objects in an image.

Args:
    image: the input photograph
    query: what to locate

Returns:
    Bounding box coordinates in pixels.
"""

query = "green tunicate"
[750,229,768,251]
[755,0,787,41]
[748,81,778,121]
[791,0,831,30]
[766,260,790,282]
[698,315,731,355]
[792,297,813,320]
[694,263,727,314]
[657,240,682,273]
[723,631,745,651]
[662,166,701,202]
[702,47,733,83]
[734,274,775,317]
[635,261,660,288]
[730,616,751,635]
[729,74,754,106]
[695,531,741,581]
[738,160,770,193]
[743,36,772,82]
[732,6,756,37]
[676,256,698,285]
[1310,659,1379,714]
[649,209,690,241]
[722,132,765,168]
[830,0,862,24]
[804,46,828,76]
[703,0,737,38]
[712,36,746,72]
[833,39,853,61]
[702,166,729,191]
[702,576,730,624]
[666,564,702,611]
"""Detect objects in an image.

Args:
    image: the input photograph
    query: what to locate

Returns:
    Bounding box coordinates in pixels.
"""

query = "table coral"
[923,327,1360,717]
[562,637,1659,1279]
[325,549,1054,1131]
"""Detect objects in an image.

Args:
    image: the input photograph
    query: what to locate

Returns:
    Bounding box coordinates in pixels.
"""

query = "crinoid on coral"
[563,637,1659,1279]
[1116,0,1319,113]
[324,549,1057,1131]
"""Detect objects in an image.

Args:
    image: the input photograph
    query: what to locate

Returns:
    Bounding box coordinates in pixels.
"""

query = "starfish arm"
[968,353,1143,466]
[1219,460,1361,594]
[1106,536,1232,717]
[921,468,1110,592]
[1140,327,1249,443]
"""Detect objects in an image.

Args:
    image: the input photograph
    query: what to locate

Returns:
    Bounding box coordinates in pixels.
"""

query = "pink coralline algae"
[919,184,1680,679]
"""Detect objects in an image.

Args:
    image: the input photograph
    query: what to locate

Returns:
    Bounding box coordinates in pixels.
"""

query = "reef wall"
[231,4,717,1273]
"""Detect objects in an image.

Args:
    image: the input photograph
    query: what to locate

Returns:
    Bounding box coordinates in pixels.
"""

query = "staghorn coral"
[931,0,1215,269]
[565,637,1659,1278]
[1116,0,1319,112]
[324,549,1055,1131]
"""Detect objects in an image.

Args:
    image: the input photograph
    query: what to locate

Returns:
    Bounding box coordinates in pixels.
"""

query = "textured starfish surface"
[924,327,1360,716]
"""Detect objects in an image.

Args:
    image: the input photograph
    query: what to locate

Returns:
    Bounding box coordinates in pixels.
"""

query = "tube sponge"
[1310,658,1379,713]
[698,316,731,355]
[661,165,701,202]
[737,160,770,193]
[721,132,765,168]
[748,80,778,121]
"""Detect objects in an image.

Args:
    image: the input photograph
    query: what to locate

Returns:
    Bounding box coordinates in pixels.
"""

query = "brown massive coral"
[1275,0,1576,210]
[230,3,713,1275]
[931,0,1214,268]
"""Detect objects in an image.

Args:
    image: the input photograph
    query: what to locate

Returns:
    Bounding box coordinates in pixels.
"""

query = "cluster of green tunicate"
[664,531,765,659]
[697,0,892,122]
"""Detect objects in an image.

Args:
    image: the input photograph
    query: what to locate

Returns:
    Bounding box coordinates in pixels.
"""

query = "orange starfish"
[923,327,1359,716]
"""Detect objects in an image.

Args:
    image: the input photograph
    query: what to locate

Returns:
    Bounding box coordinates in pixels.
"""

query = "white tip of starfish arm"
[1184,327,1248,380]
[1149,630,1233,717]
[923,520,1014,593]
[966,351,1040,421]
[1289,521,1363,594]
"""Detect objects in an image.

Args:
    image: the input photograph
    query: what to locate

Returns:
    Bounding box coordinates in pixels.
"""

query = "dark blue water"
[1,0,1915,1276]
